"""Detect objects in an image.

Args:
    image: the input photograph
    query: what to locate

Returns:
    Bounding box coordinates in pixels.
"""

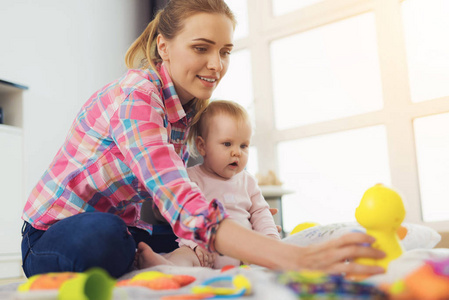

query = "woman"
[21,0,385,278]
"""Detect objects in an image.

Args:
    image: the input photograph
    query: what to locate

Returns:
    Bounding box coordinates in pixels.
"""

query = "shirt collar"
[157,62,188,123]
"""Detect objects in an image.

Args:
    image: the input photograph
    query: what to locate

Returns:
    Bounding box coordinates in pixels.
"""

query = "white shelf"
[0,79,27,279]
[0,123,22,135]
[260,185,294,199]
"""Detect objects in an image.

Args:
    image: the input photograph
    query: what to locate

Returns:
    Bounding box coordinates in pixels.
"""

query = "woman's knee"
[58,213,136,276]
[25,213,136,277]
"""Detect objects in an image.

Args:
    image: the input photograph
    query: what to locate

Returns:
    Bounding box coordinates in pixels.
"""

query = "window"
[212,48,255,129]
[402,0,449,102]
[225,0,249,40]
[414,113,449,222]
[272,0,324,16]
[278,126,390,231]
[230,0,449,232]
[271,13,383,129]
[247,147,259,175]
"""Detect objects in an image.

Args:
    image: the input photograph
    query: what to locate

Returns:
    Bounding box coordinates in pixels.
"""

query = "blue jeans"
[21,212,178,278]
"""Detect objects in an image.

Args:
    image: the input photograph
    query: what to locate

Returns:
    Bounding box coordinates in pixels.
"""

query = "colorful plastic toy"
[116,270,196,290]
[220,264,251,273]
[278,270,387,299]
[17,268,115,300]
[191,274,252,297]
[380,258,449,300]
[159,274,252,300]
[355,183,406,270]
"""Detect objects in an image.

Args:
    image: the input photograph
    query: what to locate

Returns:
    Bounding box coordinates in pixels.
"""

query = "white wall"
[0,0,150,195]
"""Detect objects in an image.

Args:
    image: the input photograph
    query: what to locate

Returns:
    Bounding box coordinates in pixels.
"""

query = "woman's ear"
[196,136,206,156]
[157,34,169,61]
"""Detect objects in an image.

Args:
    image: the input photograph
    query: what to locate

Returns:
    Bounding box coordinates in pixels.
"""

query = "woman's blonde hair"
[125,0,236,127]
[187,100,250,157]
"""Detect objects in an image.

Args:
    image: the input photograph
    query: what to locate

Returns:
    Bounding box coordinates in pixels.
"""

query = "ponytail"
[125,11,163,79]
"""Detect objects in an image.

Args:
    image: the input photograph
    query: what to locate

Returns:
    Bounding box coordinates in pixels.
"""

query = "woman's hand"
[294,232,385,275]
[215,219,385,275]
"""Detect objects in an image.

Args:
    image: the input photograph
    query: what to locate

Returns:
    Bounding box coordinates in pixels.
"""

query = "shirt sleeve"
[109,87,227,251]
[247,174,280,238]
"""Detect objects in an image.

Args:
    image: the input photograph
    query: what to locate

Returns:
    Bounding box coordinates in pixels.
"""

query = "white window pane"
[402,0,449,103]
[271,13,383,130]
[272,0,324,16]
[277,126,391,232]
[213,49,254,122]
[414,113,449,222]
[247,146,259,176]
[225,0,249,40]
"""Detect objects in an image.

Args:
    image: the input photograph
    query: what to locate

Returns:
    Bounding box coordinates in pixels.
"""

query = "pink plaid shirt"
[22,63,226,251]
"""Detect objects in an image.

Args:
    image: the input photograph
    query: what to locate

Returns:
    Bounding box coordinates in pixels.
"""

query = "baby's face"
[200,113,251,179]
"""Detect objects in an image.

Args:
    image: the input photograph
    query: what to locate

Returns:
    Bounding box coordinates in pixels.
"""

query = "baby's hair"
[187,100,250,157]
[125,0,236,137]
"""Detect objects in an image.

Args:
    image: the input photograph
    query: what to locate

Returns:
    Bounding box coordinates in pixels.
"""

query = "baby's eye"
[240,144,248,149]
[223,142,231,147]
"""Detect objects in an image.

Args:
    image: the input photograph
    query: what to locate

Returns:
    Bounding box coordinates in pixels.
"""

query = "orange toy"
[381,260,449,300]
[404,264,449,300]
[26,273,78,290]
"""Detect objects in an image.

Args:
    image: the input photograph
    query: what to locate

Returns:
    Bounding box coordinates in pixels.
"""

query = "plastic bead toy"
[191,274,252,297]
[220,264,251,273]
[160,274,252,300]
[278,270,387,299]
[17,268,115,300]
[355,183,406,270]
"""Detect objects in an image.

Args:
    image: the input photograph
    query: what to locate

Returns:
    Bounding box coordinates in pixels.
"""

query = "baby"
[163,100,280,269]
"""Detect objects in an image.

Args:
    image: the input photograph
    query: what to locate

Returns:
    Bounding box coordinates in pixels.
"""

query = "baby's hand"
[194,246,216,268]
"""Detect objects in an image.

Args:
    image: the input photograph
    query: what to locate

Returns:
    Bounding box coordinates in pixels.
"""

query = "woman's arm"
[214,218,385,274]
[110,84,227,251]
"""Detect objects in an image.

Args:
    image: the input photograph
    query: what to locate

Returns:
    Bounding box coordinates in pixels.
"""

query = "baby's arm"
[266,233,281,239]
[247,175,281,239]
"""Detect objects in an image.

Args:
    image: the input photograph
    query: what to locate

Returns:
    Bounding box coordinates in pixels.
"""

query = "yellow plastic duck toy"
[355,183,406,270]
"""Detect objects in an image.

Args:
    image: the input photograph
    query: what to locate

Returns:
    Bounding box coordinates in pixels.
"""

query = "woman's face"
[157,13,234,105]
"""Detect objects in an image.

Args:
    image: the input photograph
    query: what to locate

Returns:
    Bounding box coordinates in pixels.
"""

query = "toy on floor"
[380,258,449,300]
[220,264,251,273]
[355,183,406,270]
[289,222,320,235]
[159,274,252,300]
[277,270,387,299]
[17,268,115,300]
[116,270,196,290]
[191,274,252,297]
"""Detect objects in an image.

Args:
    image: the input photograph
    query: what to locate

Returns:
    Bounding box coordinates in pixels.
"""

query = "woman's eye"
[194,46,207,53]
[221,50,232,56]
